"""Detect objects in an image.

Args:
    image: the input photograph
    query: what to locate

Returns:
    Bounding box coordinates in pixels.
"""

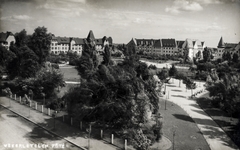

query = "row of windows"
[51,43,69,47]
[138,47,176,50]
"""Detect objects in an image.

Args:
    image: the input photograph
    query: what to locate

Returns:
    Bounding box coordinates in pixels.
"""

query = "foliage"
[28,26,52,64]
[67,51,79,65]
[195,50,202,60]
[207,73,240,116]
[7,46,40,79]
[222,51,232,62]
[232,53,239,63]
[169,64,178,77]
[128,128,151,150]
[102,45,111,66]
[202,47,212,62]
[15,29,29,48]
[157,67,169,82]
[65,42,162,145]
[0,45,16,71]
[197,62,215,72]
[148,64,157,70]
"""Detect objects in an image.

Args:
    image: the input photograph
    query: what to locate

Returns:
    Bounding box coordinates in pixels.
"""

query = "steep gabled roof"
[218,36,225,48]
[87,30,95,41]
[162,39,176,47]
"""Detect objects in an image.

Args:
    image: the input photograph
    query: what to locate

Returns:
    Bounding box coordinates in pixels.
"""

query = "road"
[0,106,79,150]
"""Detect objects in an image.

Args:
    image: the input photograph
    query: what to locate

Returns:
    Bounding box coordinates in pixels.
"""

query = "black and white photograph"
[0,0,240,149]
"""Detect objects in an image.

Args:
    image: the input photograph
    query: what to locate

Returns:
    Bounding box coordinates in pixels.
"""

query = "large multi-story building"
[50,30,112,55]
[216,37,240,59]
[0,31,15,50]
[182,39,205,60]
[127,38,205,60]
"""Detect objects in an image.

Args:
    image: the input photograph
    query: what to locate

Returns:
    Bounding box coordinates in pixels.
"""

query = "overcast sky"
[0,0,239,47]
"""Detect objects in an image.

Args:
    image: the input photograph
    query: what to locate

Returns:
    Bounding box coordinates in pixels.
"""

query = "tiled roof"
[0,32,13,42]
[162,39,176,47]
[136,39,155,46]
[176,41,185,48]
[73,38,85,45]
[56,37,70,44]
[225,43,238,49]
[153,39,162,48]
[95,38,103,45]
[0,32,8,42]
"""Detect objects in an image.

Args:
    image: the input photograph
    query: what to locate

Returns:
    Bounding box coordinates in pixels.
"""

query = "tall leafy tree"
[203,47,212,62]
[102,45,111,66]
[169,64,178,77]
[7,46,40,79]
[222,51,232,62]
[28,26,52,64]
[232,53,239,63]
[15,29,29,48]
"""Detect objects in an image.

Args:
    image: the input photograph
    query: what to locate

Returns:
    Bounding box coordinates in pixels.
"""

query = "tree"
[0,45,16,68]
[15,29,29,48]
[232,53,239,63]
[28,26,52,64]
[183,77,196,95]
[169,64,178,77]
[157,67,169,82]
[102,45,111,66]
[203,47,212,62]
[222,51,231,62]
[195,50,202,60]
[7,46,40,79]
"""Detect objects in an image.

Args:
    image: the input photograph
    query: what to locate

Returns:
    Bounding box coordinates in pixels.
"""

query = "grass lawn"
[159,99,210,150]
[196,95,240,148]
[59,65,80,82]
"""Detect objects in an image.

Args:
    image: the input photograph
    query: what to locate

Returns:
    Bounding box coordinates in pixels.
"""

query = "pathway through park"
[165,79,239,150]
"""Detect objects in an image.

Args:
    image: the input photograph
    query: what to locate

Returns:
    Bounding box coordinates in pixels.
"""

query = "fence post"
[10,94,12,99]
[35,102,37,110]
[14,94,16,100]
[19,96,21,103]
[71,118,73,126]
[42,105,43,113]
[48,108,50,116]
[111,134,114,144]
[29,100,31,107]
[100,130,103,139]
[124,139,127,150]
